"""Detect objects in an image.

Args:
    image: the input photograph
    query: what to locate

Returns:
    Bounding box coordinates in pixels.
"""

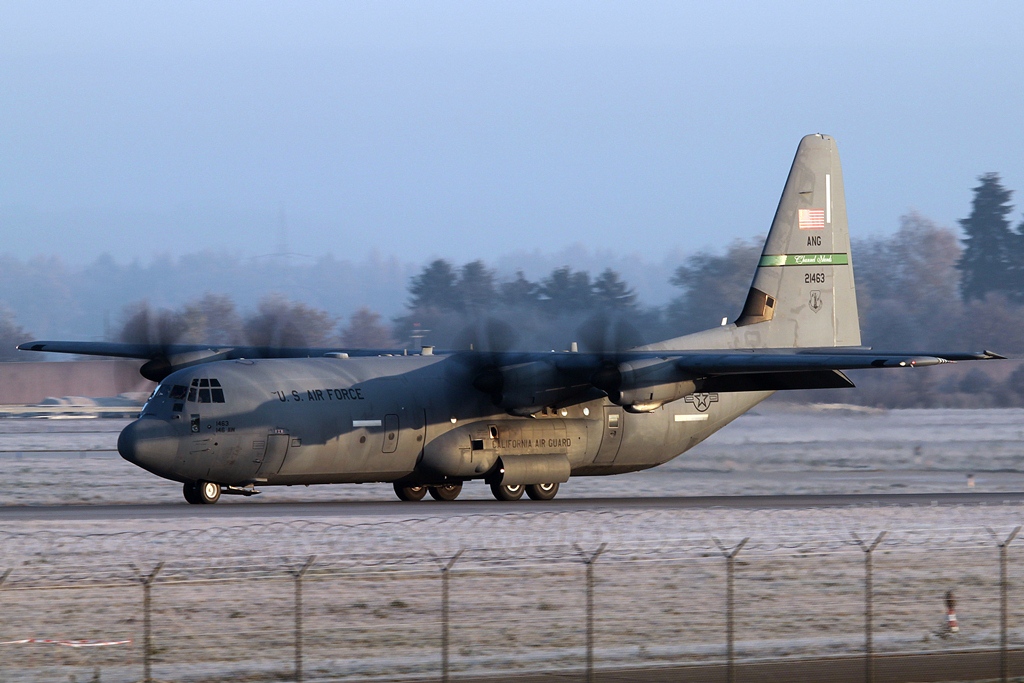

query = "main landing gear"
[392,481,560,502]
[183,480,221,505]
[428,484,463,501]
[526,482,559,501]
[488,482,560,501]
[393,484,428,501]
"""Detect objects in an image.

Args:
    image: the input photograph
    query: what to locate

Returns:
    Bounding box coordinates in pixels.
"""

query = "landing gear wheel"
[197,480,221,504]
[490,482,525,501]
[526,482,560,501]
[183,482,203,505]
[394,483,428,501]
[428,484,463,501]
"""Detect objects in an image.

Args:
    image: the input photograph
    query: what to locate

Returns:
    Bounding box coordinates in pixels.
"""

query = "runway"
[448,649,1024,683]
[3,490,1024,521]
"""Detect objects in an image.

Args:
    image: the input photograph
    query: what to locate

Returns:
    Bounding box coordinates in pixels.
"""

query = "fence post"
[713,537,749,683]
[292,555,317,683]
[987,525,1021,683]
[431,550,464,683]
[131,562,164,683]
[852,532,887,683]
[574,543,608,683]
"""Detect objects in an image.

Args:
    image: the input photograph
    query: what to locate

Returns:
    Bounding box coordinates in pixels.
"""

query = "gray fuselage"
[118,355,770,489]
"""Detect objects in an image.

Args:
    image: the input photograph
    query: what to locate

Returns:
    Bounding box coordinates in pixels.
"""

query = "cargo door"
[256,433,291,476]
[592,407,624,464]
[382,414,399,453]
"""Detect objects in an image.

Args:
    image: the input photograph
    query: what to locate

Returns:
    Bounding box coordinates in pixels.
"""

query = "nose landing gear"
[183,480,222,504]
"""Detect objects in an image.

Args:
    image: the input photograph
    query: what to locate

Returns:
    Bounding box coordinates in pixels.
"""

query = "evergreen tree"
[958,173,1016,300]
[540,267,593,314]
[407,259,459,310]
[455,260,498,313]
[592,268,637,310]
[499,271,540,308]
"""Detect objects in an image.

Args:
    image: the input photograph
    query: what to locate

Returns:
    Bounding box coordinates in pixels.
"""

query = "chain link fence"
[4,510,1024,682]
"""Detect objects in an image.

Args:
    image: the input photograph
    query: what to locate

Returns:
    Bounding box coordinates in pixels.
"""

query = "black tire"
[526,482,560,501]
[490,482,525,501]
[182,481,203,505]
[428,484,463,501]
[394,483,428,501]
[197,480,221,504]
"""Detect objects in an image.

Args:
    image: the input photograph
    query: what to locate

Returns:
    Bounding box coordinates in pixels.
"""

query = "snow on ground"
[2,406,1024,505]
[2,406,1024,681]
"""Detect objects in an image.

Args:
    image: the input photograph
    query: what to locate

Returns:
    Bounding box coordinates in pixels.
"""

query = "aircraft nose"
[118,418,179,477]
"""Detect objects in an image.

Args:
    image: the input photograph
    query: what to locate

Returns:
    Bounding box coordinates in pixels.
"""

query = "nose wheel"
[183,480,222,504]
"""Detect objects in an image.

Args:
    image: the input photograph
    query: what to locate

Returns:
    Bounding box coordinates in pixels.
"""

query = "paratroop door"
[592,407,623,464]
[256,433,291,476]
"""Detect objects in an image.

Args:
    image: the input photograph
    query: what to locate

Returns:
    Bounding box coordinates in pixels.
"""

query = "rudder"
[641,134,860,352]
[734,133,860,347]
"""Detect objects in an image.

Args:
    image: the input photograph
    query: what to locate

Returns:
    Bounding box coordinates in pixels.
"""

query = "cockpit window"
[170,385,188,400]
[186,378,225,403]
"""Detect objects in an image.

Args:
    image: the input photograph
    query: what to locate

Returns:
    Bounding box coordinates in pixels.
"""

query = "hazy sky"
[2,1,1024,266]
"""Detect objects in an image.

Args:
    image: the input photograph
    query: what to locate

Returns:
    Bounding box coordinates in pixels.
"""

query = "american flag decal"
[798,208,825,230]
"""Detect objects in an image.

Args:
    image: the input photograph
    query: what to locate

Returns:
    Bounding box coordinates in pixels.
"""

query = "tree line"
[3,173,1024,407]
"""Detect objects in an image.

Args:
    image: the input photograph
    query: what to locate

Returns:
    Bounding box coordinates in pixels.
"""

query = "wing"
[461,347,1004,415]
[18,339,1003,414]
[16,341,410,381]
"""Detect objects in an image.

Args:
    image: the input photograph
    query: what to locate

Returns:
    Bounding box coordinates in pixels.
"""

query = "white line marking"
[674,414,709,422]
[353,419,382,428]
[825,173,831,224]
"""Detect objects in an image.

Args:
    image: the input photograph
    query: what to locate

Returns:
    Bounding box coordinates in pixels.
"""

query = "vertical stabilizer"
[644,134,861,351]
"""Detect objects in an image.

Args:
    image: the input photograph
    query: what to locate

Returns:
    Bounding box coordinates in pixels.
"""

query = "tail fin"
[646,134,861,351]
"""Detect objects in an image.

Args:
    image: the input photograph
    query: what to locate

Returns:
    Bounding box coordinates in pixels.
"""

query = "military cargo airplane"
[19,135,1001,504]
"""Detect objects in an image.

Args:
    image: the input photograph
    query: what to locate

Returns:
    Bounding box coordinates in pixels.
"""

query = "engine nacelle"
[474,360,590,415]
[592,358,696,413]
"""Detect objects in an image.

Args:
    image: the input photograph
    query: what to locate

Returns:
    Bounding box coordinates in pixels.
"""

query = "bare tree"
[118,301,184,346]
[243,294,336,348]
[340,308,395,348]
[0,306,31,361]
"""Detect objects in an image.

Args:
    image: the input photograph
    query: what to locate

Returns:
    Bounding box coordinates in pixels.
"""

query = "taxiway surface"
[3,490,1024,521]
